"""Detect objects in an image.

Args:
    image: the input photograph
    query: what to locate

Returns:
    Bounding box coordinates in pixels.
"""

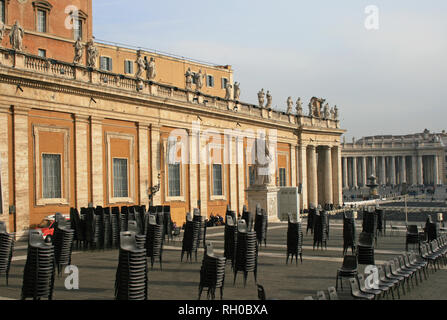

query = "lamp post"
[148,173,161,207]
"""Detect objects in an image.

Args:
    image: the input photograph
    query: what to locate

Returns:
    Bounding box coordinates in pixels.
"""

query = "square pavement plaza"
[1,220,446,300]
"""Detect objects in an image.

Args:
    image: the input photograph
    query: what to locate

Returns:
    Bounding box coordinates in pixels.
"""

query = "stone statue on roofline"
[185,68,193,90]
[135,50,145,79]
[9,21,24,51]
[73,39,84,65]
[146,57,156,80]
[296,98,303,116]
[195,69,204,91]
[258,89,265,108]
[86,38,99,68]
[323,103,330,119]
[334,105,339,120]
[225,82,233,100]
[286,97,293,114]
[233,82,241,100]
[266,91,272,108]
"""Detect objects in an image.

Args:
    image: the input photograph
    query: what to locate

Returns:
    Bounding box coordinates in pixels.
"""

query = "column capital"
[137,121,151,129]
[151,123,161,131]
[74,114,90,123]
[90,116,103,125]
[13,105,31,116]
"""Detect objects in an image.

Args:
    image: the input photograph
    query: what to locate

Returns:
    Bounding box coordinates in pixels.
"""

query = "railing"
[1,49,343,130]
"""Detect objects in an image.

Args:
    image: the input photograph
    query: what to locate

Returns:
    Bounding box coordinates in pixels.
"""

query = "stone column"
[236,136,245,214]
[298,145,308,210]
[13,106,30,234]
[321,146,333,206]
[306,145,318,208]
[0,105,10,231]
[390,156,396,186]
[411,156,417,185]
[199,131,208,216]
[138,122,150,206]
[228,135,237,212]
[371,156,376,178]
[91,117,104,206]
[342,157,348,189]
[75,115,90,209]
[188,129,199,212]
[380,156,386,185]
[352,157,358,189]
[290,144,297,187]
[417,155,423,185]
[400,156,407,184]
[434,155,439,186]
[150,124,162,206]
[361,156,367,187]
[331,147,342,206]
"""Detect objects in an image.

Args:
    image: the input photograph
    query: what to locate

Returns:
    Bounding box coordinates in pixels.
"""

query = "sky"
[92,0,447,140]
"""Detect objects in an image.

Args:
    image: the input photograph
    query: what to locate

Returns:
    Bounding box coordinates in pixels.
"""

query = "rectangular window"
[37,10,47,33]
[100,56,113,72]
[42,154,62,199]
[113,158,128,198]
[221,78,228,89]
[168,163,181,197]
[207,75,214,87]
[38,49,46,58]
[74,18,82,40]
[212,164,223,196]
[279,168,287,187]
[124,60,134,74]
[0,0,5,23]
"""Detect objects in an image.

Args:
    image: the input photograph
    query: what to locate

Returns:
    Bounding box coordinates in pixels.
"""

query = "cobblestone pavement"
[0,219,446,300]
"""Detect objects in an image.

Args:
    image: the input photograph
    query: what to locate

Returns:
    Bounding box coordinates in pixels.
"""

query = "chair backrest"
[238,219,247,233]
[327,287,339,300]
[120,231,137,251]
[349,278,361,295]
[407,225,418,234]
[357,274,366,290]
[342,255,358,270]
[358,232,374,246]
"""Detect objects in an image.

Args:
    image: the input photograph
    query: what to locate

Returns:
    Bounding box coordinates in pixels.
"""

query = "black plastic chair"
[327,287,339,300]
[198,242,226,300]
[349,278,374,300]
[0,222,15,286]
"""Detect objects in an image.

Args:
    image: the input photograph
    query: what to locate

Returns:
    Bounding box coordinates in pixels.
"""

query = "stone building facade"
[341,130,447,189]
[0,0,345,235]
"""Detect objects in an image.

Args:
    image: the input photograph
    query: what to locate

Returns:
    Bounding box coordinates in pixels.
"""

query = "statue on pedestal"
[323,103,330,119]
[185,68,193,90]
[266,91,272,108]
[135,50,145,79]
[233,82,241,100]
[0,21,6,44]
[286,97,293,114]
[146,57,156,80]
[195,69,204,91]
[225,82,233,100]
[252,132,274,187]
[73,39,84,65]
[9,21,24,51]
[258,89,265,108]
[296,98,303,116]
[86,39,99,68]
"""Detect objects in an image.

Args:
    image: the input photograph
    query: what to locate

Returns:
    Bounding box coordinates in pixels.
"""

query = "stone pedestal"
[246,185,280,222]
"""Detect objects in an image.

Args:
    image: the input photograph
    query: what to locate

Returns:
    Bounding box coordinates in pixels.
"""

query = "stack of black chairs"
[111,207,121,248]
[53,215,75,275]
[233,219,258,287]
[313,209,328,250]
[145,215,163,270]
[343,212,356,255]
[426,222,439,242]
[162,206,173,242]
[254,205,268,247]
[181,213,200,262]
[307,205,316,234]
[376,208,385,236]
[286,213,303,265]
[21,230,56,300]
[362,208,378,245]
[198,242,226,300]
[115,231,148,300]
[193,209,207,249]
[224,215,237,268]
[0,222,15,286]
[70,208,85,249]
[83,207,95,249]
[406,225,420,252]
[92,207,105,250]
[120,206,129,232]
[103,207,113,249]
[241,205,254,231]
[357,232,375,265]
[128,221,146,250]
[226,207,237,225]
